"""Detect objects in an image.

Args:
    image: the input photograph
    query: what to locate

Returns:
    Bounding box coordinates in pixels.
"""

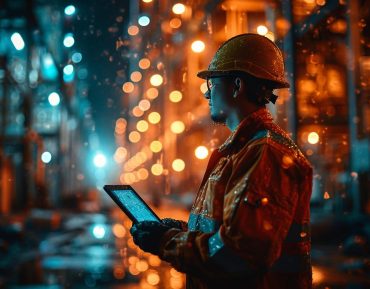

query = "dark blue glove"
[130,221,172,255]
[162,218,187,231]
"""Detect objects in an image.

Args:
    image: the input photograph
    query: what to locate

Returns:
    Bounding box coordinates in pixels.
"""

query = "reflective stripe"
[208,230,253,273]
[249,129,269,142]
[188,213,220,233]
[208,230,224,257]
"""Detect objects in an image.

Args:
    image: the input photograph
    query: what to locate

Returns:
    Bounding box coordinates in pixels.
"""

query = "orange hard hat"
[197,33,290,89]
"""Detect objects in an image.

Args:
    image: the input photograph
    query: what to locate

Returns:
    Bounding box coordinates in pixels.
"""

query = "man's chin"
[210,114,226,124]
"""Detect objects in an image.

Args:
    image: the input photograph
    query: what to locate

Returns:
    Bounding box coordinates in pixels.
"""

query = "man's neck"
[226,105,265,131]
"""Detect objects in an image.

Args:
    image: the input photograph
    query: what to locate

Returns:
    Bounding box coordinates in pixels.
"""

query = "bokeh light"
[146,271,160,285]
[146,87,159,99]
[150,74,163,86]
[136,120,149,132]
[172,159,185,172]
[257,25,268,35]
[130,71,142,82]
[116,118,127,128]
[129,131,141,143]
[136,260,149,272]
[308,132,319,144]
[191,40,205,53]
[92,225,106,239]
[200,82,208,94]
[150,140,163,153]
[169,90,182,102]
[41,151,52,164]
[63,33,75,47]
[93,153,107,168]
[316,0,326,6]
[112,223,126,238]
[138,99,151,111]
[128,25,139,36]
[71,52,82,63]
[138,168,149,180]
[139,58,151,69]
[115,118,127,134]
[129,264,140,275]
[122,82,134,93]
[169,18,182,29]
[171,121,185,134]
[10,33,25,50]
[132,106,144,117]
[114,147,127,163]
[265,31,275,41]
[48,92,60,106]
[64,5,76,16]
[151,163,163,176]
[172,3,186,14]
[148,112,161,124]
[63,64,74,75]
[138,16,150,26]
[195,146,209,159]
[113,266,125,279]
[148,255,161,266]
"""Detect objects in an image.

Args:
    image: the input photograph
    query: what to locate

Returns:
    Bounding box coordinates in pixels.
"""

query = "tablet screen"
[111,189,160,222]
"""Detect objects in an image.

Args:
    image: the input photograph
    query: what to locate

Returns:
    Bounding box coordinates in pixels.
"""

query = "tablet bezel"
[103,185,161,223]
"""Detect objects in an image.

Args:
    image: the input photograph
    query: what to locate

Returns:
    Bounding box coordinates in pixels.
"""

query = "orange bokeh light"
[146,87,159,99]
[130,71,142,82]
[169,18,182,29]
[128,25,139,36]
[132,106,144,117]
[122,82,134,93]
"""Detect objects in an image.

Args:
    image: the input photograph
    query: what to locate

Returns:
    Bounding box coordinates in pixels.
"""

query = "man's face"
[204,76,234,124]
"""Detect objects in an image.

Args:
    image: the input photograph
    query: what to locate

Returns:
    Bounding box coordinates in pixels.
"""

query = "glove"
[130,221,172,255]
[162,218,187,231]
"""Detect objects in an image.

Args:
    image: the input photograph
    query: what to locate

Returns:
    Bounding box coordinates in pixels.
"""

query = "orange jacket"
[159,108,313,289]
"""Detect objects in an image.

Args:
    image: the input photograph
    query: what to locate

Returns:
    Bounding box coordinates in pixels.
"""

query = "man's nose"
[204,90,210,99]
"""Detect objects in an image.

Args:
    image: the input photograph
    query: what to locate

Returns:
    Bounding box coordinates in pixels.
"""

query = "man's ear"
[233,77,244,98]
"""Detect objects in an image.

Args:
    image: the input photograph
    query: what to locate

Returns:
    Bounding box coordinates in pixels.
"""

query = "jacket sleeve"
[158,143,300,279]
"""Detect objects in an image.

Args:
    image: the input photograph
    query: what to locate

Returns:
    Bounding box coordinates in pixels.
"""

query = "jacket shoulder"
[247,129,312,170]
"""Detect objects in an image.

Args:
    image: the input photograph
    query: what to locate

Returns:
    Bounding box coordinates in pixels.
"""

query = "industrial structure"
[0,1,369,288]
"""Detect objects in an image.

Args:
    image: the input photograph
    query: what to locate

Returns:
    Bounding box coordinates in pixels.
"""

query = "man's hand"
[162,218,187,231]
[130,221,172,255]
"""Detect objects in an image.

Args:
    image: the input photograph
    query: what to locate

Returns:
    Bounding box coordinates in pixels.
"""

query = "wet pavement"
[1,207,370,289]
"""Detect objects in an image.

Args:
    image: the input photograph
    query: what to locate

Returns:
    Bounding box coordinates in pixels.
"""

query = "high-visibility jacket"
[159,108,313,289]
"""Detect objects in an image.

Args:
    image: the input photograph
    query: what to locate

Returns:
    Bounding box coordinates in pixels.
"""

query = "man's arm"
[132,143,300,280]
[159,144,300,278]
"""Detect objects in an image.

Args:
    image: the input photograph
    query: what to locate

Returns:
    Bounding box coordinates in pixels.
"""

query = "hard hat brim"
[197,69,290,89]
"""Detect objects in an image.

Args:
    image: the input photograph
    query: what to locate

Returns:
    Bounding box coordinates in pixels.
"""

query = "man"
[130,33,313,289]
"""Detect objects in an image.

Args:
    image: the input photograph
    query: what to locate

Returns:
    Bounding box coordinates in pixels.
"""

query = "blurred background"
[0,0,369,288]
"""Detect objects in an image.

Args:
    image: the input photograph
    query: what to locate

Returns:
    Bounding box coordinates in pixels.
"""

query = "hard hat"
[197,33,290,88]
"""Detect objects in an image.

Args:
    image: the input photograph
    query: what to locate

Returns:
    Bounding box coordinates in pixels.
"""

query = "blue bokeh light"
[71,52,82,63]
[138,16,150,27]
[63,33,75,48]
[92,224,106,239]
[41,152,52,164]
[48,92,60,106]
[11,33,25,50]
[64,5,76,16]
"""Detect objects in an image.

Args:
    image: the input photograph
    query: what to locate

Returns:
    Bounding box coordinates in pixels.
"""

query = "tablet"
[103,185,161,223]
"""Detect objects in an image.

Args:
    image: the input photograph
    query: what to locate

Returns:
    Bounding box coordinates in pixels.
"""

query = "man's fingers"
[136,221,158,230]
[130,224,138,235]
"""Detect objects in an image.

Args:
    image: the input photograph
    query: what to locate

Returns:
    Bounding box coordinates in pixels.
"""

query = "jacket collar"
[218,108,274,153]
